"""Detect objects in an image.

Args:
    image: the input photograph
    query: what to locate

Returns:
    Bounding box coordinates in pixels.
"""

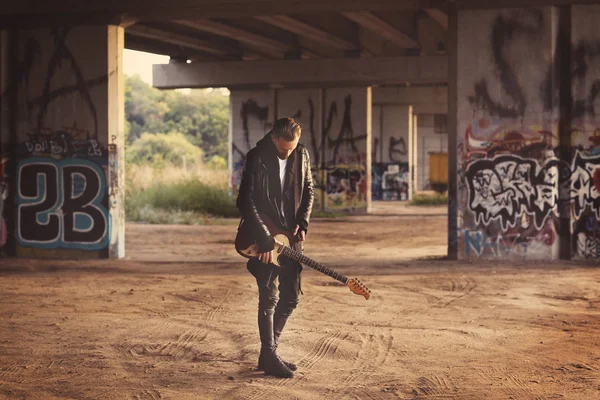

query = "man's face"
[272,135,299,160]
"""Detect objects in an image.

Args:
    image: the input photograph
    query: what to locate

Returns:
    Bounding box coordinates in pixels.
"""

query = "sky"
[123,49,228,95]
[123,49,169,85]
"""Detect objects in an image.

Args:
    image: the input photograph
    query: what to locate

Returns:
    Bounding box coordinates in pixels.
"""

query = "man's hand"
[293,225,306,243]
[257,250,274,264]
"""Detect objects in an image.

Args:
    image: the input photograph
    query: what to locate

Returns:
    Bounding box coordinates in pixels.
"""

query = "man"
[236,117,314,378]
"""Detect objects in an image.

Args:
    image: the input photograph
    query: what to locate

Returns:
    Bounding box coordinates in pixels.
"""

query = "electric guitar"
[235,214,371,300]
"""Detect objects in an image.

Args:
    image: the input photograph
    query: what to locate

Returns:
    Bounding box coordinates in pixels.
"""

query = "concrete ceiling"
[124,10,449,62]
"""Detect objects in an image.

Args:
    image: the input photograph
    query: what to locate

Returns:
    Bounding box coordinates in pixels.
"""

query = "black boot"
[258,313,298,372]
[257,309,294,378]
[273,313,298,371]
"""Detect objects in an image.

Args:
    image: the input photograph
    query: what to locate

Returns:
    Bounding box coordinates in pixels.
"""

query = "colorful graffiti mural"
[372,162,409,201]
[457,7,600,260]
[325,165,367,210]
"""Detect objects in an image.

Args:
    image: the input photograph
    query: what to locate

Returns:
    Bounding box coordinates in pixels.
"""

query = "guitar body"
[235,214,294,267]
[235,214,371,300]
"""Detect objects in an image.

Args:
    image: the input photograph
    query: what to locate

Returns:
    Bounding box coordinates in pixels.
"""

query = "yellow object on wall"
[429,152,448,185]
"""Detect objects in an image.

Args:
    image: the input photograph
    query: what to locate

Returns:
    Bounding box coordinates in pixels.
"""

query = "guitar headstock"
[347,278,371,300]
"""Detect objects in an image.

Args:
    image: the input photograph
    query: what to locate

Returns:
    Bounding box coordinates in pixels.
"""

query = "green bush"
[207,155,227,170]
[409,193,448,206]
[126,132,203,167]
[126,178,239,220]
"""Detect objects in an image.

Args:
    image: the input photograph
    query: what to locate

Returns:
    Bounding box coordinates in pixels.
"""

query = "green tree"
[124,75,230,160]
[126,132,204,167]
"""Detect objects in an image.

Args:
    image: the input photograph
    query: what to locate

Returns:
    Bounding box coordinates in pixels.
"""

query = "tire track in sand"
[244,331,349,399]
[206,289,232,322]
[412,375,456,398]
[125,329,208,359]
[338,332,394,400]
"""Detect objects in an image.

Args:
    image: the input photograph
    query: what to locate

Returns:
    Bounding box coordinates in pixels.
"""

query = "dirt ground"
[0,202,599,400]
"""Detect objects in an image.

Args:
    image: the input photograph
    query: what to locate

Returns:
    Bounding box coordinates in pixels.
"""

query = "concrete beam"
[127,24,239,56]
[372,85,448,113]
[153,56,447,89]
[174,19,292,54]
[0,1,448,27]
[424,9,448,30]
[124,34,230,61]
[342,11,420,49]
[256,15,357,51]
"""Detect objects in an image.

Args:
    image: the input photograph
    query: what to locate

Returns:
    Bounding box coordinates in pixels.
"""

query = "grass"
[409,192,448,206]
[126,164,239,224]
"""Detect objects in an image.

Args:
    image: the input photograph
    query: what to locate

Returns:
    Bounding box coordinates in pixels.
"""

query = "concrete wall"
[230,87,371,213]
[0,26,124,258]
[571,5,600,259]
[457,7,559,260]
[371,86,449,199]
[455,5,600,261]
[416,114,448,191]
[371,104,410,200]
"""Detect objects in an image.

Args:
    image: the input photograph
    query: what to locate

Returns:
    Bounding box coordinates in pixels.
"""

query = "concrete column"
[413,113,418,194]
[370,104,411,201]
[570,5,600,260]
[456,7,559,261]
[229,89,274,193]
[322,87,371,214]
[277,88,323,211]
[0,26,125,258]
[407,105,414,202]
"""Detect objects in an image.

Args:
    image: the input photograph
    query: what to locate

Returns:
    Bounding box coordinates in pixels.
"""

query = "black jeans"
[247,247,303,316]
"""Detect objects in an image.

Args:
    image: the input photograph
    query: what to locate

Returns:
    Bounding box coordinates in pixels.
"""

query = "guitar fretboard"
[280,246,348,284]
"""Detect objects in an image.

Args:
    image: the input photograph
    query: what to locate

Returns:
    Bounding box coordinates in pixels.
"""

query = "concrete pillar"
[277,88,323,211]
[371,104,411,201]
[407,105,414,202]
[322,87,371,213]
[456,7,560,261]
[229,89,274,193]
[570,5,600,260]
[0,26,125,258]
[413,113,418,194]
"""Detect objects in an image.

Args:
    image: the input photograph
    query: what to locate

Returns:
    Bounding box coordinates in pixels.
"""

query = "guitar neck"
[280,246,348,284]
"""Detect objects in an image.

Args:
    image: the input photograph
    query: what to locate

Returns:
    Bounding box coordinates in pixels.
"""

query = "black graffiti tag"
[465,155,561,231]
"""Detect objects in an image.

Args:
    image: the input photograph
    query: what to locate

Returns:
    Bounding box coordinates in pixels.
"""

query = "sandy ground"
[0,202,599,400]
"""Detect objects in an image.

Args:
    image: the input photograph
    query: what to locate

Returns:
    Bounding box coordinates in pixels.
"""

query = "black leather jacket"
[236,134,314,252]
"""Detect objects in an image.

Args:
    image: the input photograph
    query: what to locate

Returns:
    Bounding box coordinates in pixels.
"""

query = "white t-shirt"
[278,158,288,214]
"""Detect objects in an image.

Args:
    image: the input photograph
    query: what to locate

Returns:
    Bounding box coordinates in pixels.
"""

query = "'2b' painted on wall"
[17,158,109,250]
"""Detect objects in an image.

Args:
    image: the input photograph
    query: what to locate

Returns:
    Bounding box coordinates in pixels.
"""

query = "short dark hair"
[272,117,301,141]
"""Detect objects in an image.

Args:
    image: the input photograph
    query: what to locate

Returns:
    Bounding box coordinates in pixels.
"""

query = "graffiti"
[468,10,545,120]
[465,154,561,231]
[464,229,530,259]
[389,137,407,162]
[231,99,271,192]
[325,166,367,210]
[327,95,366,166]
[573,209,600,258]
[34,28,103,138]
[108,144,119,199]
[570,151,600,219]
[241,99,270,152]
[372,162,409,201]
[17,158,109,250]
[0,157,6,249]
[576,234,600,258]
[19,128,105,158]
